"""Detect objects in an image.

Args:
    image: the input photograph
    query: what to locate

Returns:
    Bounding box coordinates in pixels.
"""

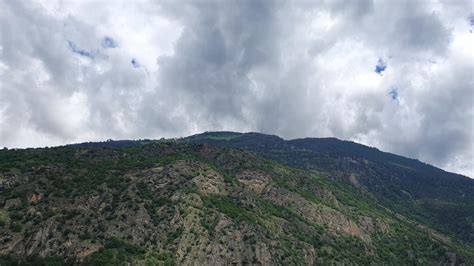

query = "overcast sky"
[1,0,473,177]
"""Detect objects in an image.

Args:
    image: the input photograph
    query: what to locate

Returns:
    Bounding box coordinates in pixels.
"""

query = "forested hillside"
[0,134,472,264]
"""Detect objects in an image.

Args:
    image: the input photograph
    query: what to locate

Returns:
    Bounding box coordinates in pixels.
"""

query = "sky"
[0,0,473,177]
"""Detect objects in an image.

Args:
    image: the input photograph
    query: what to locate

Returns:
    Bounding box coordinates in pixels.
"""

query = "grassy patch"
[202,195,257,225]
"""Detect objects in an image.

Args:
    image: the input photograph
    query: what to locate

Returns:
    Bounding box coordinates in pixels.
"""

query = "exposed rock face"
[192,169,226,195]
[264,187,369,241]
[349,174,360,188]
[0,174,20,190]
[237,170,272,195]
[4,198,22,210]
[28,193,43,204]
[358,216,388,234]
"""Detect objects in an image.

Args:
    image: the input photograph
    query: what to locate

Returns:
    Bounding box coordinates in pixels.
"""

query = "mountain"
[182,132,474,246]
[0,133,472,265]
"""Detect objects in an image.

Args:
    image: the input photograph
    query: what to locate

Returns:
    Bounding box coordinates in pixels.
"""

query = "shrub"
[10,222,22,232]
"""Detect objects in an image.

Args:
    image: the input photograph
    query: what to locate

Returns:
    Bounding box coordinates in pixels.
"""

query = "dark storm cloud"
[0,0,472,176]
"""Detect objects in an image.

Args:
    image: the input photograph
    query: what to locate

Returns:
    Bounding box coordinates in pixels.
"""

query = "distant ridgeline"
[67,139,157,148]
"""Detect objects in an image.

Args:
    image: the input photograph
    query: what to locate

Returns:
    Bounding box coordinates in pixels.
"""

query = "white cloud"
[0,0,472,177]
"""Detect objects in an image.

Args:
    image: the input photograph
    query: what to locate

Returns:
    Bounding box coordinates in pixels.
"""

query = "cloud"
[0,0,473,177]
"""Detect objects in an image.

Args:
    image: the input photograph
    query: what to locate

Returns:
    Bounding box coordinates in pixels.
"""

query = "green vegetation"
[202,195,257,225]
[0,138,472,264]
[137,250,175,266]
[184,131,474,245]
[0,255,63,266]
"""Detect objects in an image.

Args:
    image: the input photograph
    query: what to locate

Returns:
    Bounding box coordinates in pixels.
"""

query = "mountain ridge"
[187,131,466,176]
[1,131,471,264]
[67,131,469,178]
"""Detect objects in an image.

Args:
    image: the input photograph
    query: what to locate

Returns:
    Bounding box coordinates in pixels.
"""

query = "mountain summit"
[1,132,473,264]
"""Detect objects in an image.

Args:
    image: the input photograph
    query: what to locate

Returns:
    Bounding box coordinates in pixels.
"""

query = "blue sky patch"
[131,58,140,68]
[375,58,387,75]
[67,40,95,59]
[388,89,399,102]
[102,36,118,48]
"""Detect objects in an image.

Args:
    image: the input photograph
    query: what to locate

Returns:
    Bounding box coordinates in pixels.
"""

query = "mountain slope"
[1,143,473,264]
[182,132,474,245]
